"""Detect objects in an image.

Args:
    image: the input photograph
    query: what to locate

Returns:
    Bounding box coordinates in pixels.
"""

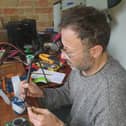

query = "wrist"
[57,121,64,126]
[56,118,64,126]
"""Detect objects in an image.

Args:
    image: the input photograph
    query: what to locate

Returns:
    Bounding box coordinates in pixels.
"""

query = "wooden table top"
[0,64,71,126]
[0,97,27,126]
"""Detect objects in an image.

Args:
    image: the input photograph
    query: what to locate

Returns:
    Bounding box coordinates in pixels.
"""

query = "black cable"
[38,59,49,84]
[24,59,33,104]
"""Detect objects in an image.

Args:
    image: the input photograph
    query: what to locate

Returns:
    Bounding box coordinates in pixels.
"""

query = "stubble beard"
[78,50,94,72]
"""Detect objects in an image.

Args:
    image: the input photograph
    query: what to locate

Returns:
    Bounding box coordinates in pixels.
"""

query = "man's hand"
[20,80,44,99]
[27,107,64,126]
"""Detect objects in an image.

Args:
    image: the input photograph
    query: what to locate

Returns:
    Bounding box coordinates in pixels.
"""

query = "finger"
[31,107,49,114]
[20,80,26,84]
[22,83,29,88]
[20,80,27,86]
[20,94,25,99]
[28,83,38,90]
[28,93,38,97]
[30,117,43,126]
[20,89,26,98]
[27,107,44,122]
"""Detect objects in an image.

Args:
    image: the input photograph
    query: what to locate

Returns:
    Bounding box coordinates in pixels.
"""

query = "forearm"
[40,86,71,110]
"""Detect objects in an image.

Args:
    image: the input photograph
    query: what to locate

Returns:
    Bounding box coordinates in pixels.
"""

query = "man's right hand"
[20,80,44,99]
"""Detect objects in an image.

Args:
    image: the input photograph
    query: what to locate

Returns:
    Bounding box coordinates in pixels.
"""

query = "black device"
[6,19,37,50]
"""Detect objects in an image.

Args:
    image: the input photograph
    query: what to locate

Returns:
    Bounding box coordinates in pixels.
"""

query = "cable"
[0,42,25,64]
[0,42,25,55]
[38,59,49,84]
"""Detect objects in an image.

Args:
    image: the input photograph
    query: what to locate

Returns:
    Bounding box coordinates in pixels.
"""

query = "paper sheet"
[11,75,21,96]
[31,69,66,84]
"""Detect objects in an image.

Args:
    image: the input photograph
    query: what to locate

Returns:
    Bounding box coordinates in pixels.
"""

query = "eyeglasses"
[61,47,83,59]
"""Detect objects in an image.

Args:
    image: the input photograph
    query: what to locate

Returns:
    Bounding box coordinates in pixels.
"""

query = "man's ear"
[90,45,103,58]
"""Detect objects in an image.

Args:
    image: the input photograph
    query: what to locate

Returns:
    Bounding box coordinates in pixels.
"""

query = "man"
[21,6,126,126]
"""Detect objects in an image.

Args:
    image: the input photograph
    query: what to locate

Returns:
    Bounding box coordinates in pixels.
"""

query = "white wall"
[108,0,126,69]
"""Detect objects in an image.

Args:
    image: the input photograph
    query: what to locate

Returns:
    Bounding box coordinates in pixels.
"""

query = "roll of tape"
[12,117,26,126]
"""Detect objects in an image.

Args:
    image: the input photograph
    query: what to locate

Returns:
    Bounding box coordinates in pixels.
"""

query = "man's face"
[61,27,94,71]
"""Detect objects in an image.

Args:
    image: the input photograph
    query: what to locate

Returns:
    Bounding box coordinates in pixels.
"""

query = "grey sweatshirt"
[42,56,126,126]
